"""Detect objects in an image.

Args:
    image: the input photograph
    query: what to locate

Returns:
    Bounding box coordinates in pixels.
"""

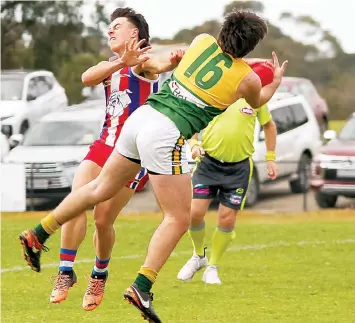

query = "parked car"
[277,77,329,133]
[82,83,105,102]
[187,93,323,206]
[3,100,104,200]
[1,69,68,139]
[311,113,355,208]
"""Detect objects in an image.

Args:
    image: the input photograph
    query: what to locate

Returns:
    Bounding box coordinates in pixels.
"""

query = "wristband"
[265,151,276,161]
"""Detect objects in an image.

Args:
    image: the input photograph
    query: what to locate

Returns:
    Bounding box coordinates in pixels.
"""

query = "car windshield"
[1,75,24,100]
[338,117,355,140]
[23,121,100,146]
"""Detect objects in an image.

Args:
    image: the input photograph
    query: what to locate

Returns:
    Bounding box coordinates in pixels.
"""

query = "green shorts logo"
[236,188,244,194]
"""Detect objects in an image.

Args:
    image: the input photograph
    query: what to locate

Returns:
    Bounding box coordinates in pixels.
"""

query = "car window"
[45,76,54,90]
[27,77,40,101]
[23,120,101,146]
[271,106,294,134]
[289,103,308,128]
[0,76,24,101]
[36,76,51,96]
[338,117,355,140]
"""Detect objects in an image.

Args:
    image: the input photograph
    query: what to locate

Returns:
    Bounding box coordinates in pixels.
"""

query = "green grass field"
[2,210,355,323]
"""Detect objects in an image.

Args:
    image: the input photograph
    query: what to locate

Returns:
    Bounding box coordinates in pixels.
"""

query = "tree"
[223,1,264,15]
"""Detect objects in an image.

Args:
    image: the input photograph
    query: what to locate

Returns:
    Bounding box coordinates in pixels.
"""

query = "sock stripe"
[60,248,77,255]
[217,226,234,233]
[96,257,110,265]
[190,220,205,231]
[60,254,76,261]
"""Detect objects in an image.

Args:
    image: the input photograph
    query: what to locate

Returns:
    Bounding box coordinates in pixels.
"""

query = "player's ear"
[131,28,139,39]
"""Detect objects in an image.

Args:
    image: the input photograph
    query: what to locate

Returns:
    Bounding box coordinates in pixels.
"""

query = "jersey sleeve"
[257,104,272,126]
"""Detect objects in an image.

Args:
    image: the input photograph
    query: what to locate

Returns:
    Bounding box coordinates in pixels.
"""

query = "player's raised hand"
[271,51,288,84]
[120,39,152,67]
[170,49,185,68]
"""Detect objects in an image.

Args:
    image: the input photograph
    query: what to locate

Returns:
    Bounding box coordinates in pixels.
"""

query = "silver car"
[4,100,105,199]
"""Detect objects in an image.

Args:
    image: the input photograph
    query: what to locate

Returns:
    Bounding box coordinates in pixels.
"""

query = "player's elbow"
[81,72,97,87]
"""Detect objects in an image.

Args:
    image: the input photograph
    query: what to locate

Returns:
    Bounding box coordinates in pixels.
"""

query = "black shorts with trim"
[192,154,253,210]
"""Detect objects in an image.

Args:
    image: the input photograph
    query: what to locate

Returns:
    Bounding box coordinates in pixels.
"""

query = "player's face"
[108,17,139,54]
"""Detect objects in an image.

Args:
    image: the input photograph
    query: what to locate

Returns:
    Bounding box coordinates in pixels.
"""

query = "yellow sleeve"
[257,104,272,126]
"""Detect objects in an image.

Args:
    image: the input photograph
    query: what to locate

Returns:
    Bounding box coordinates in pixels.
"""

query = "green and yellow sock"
[188,221,206,257]
[209,226,236,266]
[134,267,157,293]
[34,213,61,244]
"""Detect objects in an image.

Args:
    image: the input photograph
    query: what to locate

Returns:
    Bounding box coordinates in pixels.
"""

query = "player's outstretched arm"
[240,52,288,109]
[139,49,185,75]
[82,59,126,87]
[82,39,151,86]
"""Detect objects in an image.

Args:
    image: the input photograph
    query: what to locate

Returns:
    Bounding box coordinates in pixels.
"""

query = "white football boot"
[177,254,208,281]
[202,265,222,284]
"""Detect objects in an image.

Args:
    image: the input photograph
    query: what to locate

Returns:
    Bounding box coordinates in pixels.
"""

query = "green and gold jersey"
[146,34,252,139]
[201,99,272,163]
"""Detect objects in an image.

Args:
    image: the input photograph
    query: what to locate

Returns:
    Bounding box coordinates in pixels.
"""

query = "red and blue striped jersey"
[99,66,159,147]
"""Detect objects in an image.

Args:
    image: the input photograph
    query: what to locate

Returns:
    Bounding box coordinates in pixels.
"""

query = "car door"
[270,106,295,176]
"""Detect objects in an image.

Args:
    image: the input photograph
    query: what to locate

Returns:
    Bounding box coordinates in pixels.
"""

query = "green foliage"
[1,0,354,117]
[58,53,103,104]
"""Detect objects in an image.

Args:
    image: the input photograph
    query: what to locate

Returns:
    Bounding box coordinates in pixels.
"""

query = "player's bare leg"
[50,161,102,303]
[82,187,134,311]
[19,151,140,271]
[124,173,191,323]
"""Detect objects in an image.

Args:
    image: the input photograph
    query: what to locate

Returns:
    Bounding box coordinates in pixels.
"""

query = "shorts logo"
[240,106,254,116]
[230,194,242,205]
[236,188,244,194]
[194,184,210,195]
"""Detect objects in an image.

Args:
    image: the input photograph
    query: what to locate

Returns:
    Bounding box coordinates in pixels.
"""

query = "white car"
[0,133,10,161]
[4,100,105,199]
[188,93,322,206]
[1,69,68,138]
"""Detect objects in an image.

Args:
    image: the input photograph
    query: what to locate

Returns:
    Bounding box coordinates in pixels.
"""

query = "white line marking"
[2,238,355,274]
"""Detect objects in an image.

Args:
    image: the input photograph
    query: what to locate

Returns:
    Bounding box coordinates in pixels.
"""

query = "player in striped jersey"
[19,7,183,313]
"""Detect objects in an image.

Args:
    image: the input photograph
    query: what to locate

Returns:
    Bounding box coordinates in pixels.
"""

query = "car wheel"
[19,120,29,134]
[245,169,259,207]
[289,153,312,194]
[315,192,338,208]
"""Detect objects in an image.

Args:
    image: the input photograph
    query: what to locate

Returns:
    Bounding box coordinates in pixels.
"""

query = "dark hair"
[218,10,267,58]
[110,7,150,48]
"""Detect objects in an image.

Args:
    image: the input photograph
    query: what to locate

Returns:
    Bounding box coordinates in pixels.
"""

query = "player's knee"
[94,215,114,232]
[166,211,190,233]
[89,181,112,205]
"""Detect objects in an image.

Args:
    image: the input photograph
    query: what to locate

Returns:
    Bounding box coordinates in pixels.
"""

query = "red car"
[311,113,355,208]
[277,77,329,132]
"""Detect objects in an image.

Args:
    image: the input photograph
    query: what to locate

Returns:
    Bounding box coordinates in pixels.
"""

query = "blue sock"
[91,256,110,278]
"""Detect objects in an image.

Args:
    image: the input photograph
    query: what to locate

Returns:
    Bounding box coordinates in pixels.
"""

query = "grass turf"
[1,210,355,323]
